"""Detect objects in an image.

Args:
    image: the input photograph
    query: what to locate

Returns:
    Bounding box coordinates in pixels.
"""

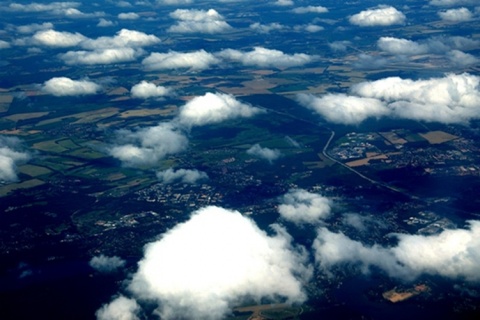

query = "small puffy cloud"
[298,73,480,125]
[97,18,116,27]
[278,189,332,225]
[16,22,54,34]
[118,12,140,20]
[274,0,294,6]
[32,29,87,47]
[447,50,479,67]
[296,93,389,125]
[438,7,473,22]
[217,47,317,69]
[156,168,208,184]
[349,6,406,27]
[158,0,193,4]
[60,48,140,65]
[121,206,310,319]
[292,6,328,14]
[42,77,101,96]
[328,40,351,52]
[89,255,126,273]
[177,92,263,127]
[0,40,10,49]
[168,8,232,34]
[249,22,285,34]
[429,0,477,6]
[62,8,105,19]
[9,2,80,12]
[0,137,30,182]
[142,50,220,71]
[377,37,429,55]
[246,144,281,163]
[314,220,480,282]
[295,24,324,33]
[108,123,188,167]
[130,81,171,99]
[96,296,140,320]
[81,29,160,50]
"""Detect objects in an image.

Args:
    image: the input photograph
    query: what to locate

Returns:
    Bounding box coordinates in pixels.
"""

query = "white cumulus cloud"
[32,29,87,47]
[0,40,10,49]
[177,92,263,127]
[16,22,54,34]
[60,48,140,65]
[168,8,232,34]
[118,12,140,20]
[278,189,332,225]
[217,47,316,69]
[438,7,473,22]
[41,77,101,96]
[101,206,310,319]
[292,6,328,14]
[89,255,126,273]
[81,29,160,50]
[96,296,140,320]
[9,2,80,12]
[0,137,30,182]
[108,123,188,167]
[131,81,171,99]
[249,22,286,34]
[156,168,208,184]
[142,50,220,71]
[246,144,282,163]
[377,37,429,55]
[349,6,406,27]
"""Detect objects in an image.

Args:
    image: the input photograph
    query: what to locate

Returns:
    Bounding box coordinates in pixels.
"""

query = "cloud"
[9,2,81,12]
[298,73,480,125]
[177,92,263,127]
[246,144,281,163]
[278,189,332,225]
[447,50,479,67]
[429,0,477,6]
[15,22,54,34]
[313,220,480,282]
[102,206,310,319]
[81,29,160,50]
[296,93,389,125]
[438,7,473,22]
[118,12,140,20]
[131,81,171,99]
[249,22,286,34]
[377,37,429,55]
[156,168,208,184]
[32,29,87,47]
[60,48,140,65]
[97,18,116,27]
[89,255,126,273]
[108,123,188,167]
[328,41,351,52]
[292,6,328,14]
[41,77,101,96]
[168,8,232,34]
[295,24,324,33]
[157,0,193,4]
[0,137,30,182]
[217,47,317,69]
[96,296,140,320]
[349,6,406,27]
[274,0,294,6]
[142,50,220,71]
[0,40,10,49]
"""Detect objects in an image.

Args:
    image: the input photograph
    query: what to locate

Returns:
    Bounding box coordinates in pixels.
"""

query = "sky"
[1,0,480,319]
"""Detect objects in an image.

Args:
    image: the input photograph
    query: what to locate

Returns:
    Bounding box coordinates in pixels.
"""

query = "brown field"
[4,112,49,121]
[0,179,45,196]
[36,107,119,126]
[379,132,408,145]
[420,131,459,144]
[346,154,388,167]
[119,106,177,118]
[18,164,52,177]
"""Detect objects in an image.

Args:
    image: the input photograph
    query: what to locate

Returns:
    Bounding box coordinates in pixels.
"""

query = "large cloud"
[156,168,208,184]
[314,220,480,282]
[217,47,317,69]
[246,144,281,163]
[108,123,188,167]
[142,50,220,71]
[32,29,87,47]
[131,81,171,99]
[377,37,430,55]
[278,189,332,225]
[438,7,473,22]
[297,73,480,125]
[0,137,30,182]
[98,206,310,319]
[177,92,263,127]
[80,29,160,50]
[41,77,101,96]
[349,6,406,27]
[167,8,232,34]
